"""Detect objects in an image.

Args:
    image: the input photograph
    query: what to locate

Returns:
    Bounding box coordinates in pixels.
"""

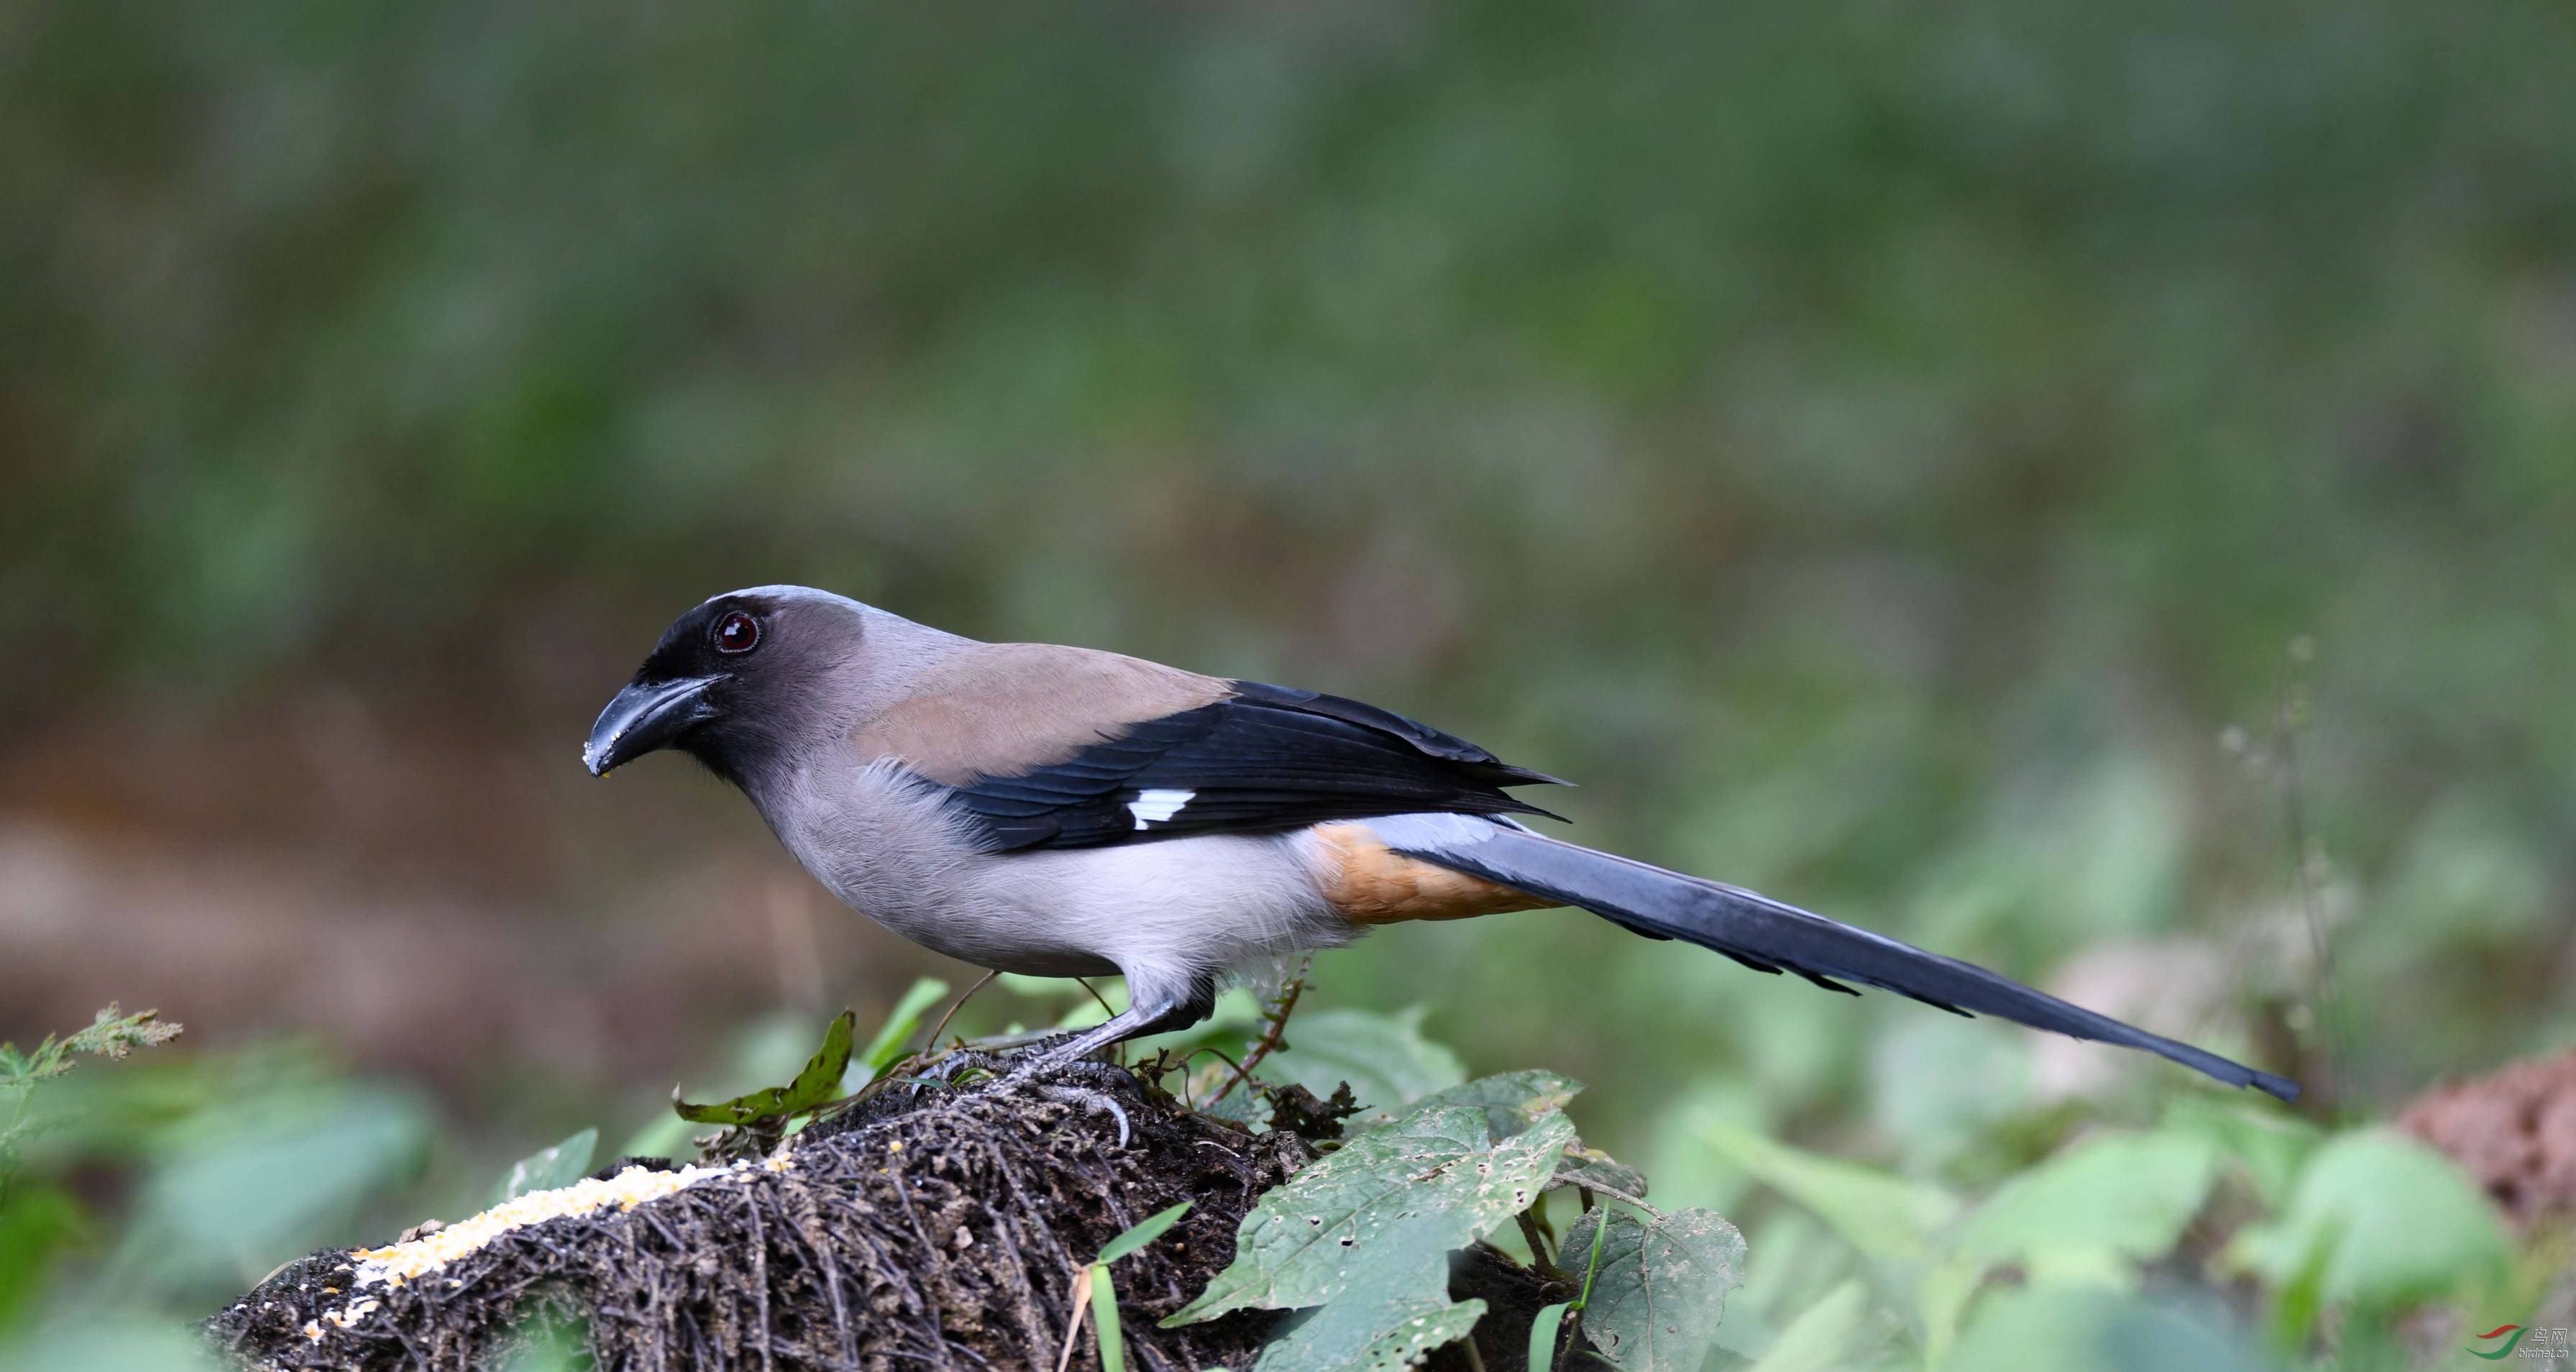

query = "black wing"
[945,680,1566,851]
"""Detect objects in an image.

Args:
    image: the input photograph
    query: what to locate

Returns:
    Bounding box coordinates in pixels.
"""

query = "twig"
[1053,1267,1094,1372]
[922,971,1000,1057]
[743,1189,776,1372]
[1072,977,1119,1020]
[1577,1182,1661,1220]
[2276,641,2350,1117]
[1214,956,1310,1103]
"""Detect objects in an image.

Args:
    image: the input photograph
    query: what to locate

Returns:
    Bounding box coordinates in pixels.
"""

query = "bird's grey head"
[583,585,875,789]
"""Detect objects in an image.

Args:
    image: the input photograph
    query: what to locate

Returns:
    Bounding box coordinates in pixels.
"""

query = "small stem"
[1072,977,1119,1020]
[1214,957,1310,1103]
[1160,1046,1246,1110]
[1517,1211,1559,1274]
[2276,649,2349,1120]
[920,970,999,1058]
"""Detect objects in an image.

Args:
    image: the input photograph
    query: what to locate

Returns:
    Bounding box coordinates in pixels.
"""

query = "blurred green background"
[2,1,2571,1367]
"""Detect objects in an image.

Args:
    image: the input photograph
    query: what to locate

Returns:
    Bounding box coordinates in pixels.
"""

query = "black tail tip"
[2248,1069,2302,1104]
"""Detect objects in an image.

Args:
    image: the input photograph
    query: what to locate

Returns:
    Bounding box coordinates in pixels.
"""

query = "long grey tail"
[1372,813,2300,1102]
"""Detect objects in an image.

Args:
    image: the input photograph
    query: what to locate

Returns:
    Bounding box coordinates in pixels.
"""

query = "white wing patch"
[1127,788,1194,830]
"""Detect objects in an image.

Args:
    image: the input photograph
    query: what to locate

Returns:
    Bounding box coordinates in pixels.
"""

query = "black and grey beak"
[584,675,723,776]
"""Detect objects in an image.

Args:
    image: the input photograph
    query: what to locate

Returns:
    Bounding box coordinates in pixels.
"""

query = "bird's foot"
[1035,1082,1132,1148]
[911,1043,1136,1145]
[903,1048,1014,1099]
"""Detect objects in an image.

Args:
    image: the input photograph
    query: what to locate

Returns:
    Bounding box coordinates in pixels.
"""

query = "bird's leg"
[997,975,1216,1145]
[1014,974,1217,1070]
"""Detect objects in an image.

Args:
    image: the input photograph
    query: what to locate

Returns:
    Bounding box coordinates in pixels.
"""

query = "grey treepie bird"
[584,585,2300,1102]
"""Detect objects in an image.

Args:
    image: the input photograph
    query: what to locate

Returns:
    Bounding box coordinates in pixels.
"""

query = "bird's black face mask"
[584,597,774,777]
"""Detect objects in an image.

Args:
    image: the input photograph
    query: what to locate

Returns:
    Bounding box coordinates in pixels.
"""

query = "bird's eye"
[711,610,761,655]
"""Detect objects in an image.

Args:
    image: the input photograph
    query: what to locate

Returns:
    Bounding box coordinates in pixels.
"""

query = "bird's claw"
[1037,1083,1132,1148]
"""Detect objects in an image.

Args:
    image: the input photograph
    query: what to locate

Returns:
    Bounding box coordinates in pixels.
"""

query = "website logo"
[2472,1327,2530,1360]
[2473,1325,2574,1360]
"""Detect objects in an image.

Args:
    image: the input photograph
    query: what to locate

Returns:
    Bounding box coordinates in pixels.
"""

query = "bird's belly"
[847,885,1124,978]
[761,761,1354,982]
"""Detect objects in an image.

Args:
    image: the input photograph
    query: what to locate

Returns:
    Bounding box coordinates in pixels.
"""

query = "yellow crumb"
[352,1161,744,1289]
[323,1299,380,1328]
[295,1151,812,1343]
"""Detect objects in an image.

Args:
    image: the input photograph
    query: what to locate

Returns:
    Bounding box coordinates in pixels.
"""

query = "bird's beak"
[584,675,723,776]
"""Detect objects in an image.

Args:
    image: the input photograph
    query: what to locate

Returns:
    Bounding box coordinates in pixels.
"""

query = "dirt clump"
[2399,1048,2576,1227]
[209,1064,1306,1371]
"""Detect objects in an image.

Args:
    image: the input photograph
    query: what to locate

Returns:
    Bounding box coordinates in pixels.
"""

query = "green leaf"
[1093,1263,1127,1372]
[1253,1291,1488,1372]
[1944,1286,2274,1372]
[1550,1143,1649,1201]
[1099,1201,1193,1263]
[0,1184,87,1334]
[1916,1258,1983,1366]
[1700,1122,1959,1263]
[1956,1130,2219,1281]
[1745,1280,1869,1372]
[2160,1095,2321,1208]
[494,1127,598,1204]
[1562,1207,1746,1371]
[1167,1105,1575,1325]
[1262,1007,1467,1117]
[674,1010,856,1125]
[1406,1070,1582,1140]
[1528,1302,1572,1372]
[2229,1127,2509,1311]
[492,1316,592,1372]
[0,1315,225,1372]
[117,1084,432,1293]
[858,978,953,1077]
[1531,1184,1613,1371]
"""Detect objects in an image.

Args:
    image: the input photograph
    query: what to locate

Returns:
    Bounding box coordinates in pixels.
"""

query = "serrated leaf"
[1168,1105,1575,1325]
[1255,1291,1487,1372]
[1563,1207,1746,1372]
[494,1127,597,1204]
[1099,1201,1193,1263]
[1408,1070,1582,1140]
[1263,1007,1466,1117]
[1957,1130,2218,1281]
[674,1010,856,1125]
